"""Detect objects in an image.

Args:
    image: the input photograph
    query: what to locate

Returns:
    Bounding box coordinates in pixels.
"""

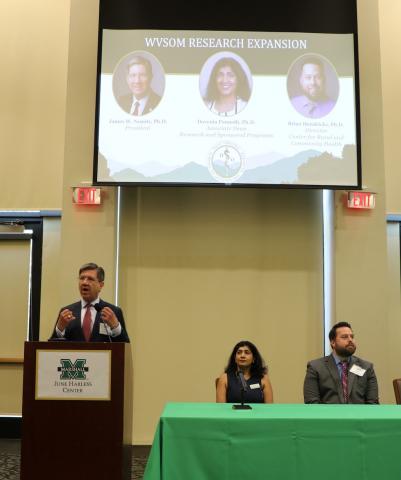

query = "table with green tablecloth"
[143,402,401,480]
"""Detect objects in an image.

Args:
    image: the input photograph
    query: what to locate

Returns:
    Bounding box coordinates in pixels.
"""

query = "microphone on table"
[94,304,112,343]
[238,370,249,392]
[232,369,252,410]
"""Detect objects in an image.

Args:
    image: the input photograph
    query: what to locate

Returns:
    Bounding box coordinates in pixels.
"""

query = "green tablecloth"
[143,403,401,480]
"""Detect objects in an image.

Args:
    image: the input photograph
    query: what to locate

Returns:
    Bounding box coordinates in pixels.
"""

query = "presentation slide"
[95,29,358,187]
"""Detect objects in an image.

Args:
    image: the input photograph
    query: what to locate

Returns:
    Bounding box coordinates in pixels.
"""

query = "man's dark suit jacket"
[50,299,130,343]
[116,90,161,115]
[303,354,379,404]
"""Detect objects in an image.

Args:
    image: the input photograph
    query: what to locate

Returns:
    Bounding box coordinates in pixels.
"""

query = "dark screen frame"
[93,0,361,190]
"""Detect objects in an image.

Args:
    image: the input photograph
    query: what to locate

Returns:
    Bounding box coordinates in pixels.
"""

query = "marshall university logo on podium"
[36,350,110,399]
[58,359,89,380]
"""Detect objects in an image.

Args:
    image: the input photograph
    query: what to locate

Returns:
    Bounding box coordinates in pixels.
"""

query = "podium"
[20,341,133,480]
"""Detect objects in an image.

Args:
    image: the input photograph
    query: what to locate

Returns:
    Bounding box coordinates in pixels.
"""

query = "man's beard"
[304,90,324,102]
[335,345,356,358]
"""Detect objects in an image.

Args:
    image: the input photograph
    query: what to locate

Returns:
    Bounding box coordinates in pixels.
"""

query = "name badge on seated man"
[349,364,366,377]
[99,322,111,336]
[249,383,261,390]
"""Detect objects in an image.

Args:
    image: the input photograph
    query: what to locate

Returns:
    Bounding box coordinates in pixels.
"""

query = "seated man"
[50,262,129,342]
[303,321,378,404]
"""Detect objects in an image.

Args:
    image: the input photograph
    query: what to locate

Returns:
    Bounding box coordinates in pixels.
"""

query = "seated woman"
[216,340,273,403]
[204,57,251,117]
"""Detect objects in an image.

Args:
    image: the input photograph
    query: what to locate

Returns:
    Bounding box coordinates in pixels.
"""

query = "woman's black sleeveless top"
[226,370,264,403]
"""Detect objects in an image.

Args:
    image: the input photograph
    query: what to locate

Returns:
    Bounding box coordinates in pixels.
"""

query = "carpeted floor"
[0,439,149,480]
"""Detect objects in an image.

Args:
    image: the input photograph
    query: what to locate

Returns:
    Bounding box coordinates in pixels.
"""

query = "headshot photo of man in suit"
[303,321,378,404]
[289,56,338,119]
[116,54,162,116]
[50,262,130,342]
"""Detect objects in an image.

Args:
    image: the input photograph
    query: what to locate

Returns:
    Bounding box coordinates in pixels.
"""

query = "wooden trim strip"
[0,358,24,364]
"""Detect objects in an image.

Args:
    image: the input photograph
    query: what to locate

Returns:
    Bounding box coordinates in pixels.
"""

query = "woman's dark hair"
[224,340,267,378]
[205,57,251,102]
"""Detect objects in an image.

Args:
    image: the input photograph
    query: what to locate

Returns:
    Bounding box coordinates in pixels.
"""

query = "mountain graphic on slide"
[112,168,147,182]
[134,161,180,176]
[240,149,321,183]
[245,151,285,170]
[111,162,215,183]
[110,150,322,184]
[149,162,215,182]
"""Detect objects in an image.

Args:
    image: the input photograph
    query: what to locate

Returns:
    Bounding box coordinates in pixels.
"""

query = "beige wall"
[379,0,401,397]
[39,217,62,339]
[386,222,401,385]
[378,0,401,404]
[379,0,401,214]
[0,365,23,414]
[0,240,30,414]
[0,0,70,209]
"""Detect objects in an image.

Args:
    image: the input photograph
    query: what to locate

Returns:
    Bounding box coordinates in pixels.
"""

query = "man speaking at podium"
[50,263,130,342]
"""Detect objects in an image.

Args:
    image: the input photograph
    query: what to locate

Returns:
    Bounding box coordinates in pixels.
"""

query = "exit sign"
[347,191,375,209]
[72,187,101,205]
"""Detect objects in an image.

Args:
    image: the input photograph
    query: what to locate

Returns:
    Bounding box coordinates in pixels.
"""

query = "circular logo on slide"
[208,144,244,183]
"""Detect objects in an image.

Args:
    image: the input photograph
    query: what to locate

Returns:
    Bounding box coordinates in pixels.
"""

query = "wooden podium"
[20,341,133,480]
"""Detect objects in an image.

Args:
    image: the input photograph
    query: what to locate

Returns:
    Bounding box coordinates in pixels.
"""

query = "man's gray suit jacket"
[303,354,379,404]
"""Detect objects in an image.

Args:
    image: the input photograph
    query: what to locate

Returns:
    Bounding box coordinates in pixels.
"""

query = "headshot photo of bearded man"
[288,55,339,119]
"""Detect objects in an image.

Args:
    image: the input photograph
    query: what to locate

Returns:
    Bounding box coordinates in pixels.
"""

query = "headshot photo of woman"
[202,55,252,117]
[216,340,273,403]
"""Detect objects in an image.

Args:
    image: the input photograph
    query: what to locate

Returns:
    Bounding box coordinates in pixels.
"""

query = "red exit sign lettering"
[72,187,101,205]
[347,191,375,210]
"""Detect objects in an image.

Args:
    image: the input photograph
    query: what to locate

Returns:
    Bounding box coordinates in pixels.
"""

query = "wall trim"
[387,214,401,222]
[0,210,62,218]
